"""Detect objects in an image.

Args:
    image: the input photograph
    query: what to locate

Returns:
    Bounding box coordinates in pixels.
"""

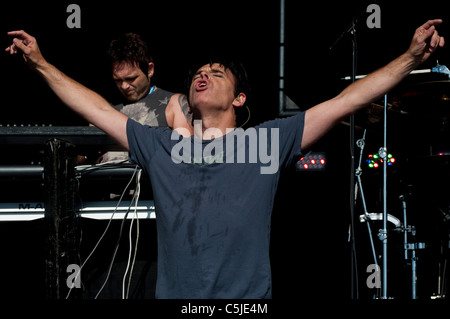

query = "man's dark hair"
[108,33,153,75]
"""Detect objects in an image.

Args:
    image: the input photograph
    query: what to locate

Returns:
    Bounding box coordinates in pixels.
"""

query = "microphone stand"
[329,2,381,299]
[330,15,360,300]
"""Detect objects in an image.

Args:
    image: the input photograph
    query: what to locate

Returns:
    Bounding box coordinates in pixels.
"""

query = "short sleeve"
[126,118,166,168]
[256,112,305,171]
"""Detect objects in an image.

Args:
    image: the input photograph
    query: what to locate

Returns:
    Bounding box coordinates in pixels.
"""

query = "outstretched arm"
[6,30,130,150]
[301,19,445,151]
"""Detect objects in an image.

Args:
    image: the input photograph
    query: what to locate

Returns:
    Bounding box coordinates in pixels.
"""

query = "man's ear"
[232,93,246,107]
[147,62,155,78]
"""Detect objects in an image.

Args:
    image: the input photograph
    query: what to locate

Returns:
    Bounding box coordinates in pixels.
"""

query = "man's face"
[112,61,153,102]
[189,63,238,112]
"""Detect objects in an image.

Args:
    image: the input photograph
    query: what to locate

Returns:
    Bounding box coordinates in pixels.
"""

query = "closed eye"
[125,76,138,83]
[114,76,138,84]
[211,69,225,77]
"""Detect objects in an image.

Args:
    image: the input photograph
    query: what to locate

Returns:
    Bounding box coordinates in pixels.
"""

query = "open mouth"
[196,80,208,91]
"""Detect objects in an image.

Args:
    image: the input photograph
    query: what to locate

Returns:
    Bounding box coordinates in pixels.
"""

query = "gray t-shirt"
[101,88,174,162]
[126,112,305,298]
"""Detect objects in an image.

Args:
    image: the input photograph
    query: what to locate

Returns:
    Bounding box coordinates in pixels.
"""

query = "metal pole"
[412,249,417,299]
[349,23,358,299]
[278,0,285,114]
[381,94,388,298]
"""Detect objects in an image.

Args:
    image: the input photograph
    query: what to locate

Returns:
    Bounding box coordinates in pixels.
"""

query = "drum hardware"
[398,194,426,299]
[355,126,396,299]
[355,129,379,270]
[379,94,389,299]
[435,234,449,299]
[432,62,450,78]
[430,206,450,300]
[350,61,450,299]
[342,61,450,81]
[359,213,402,228]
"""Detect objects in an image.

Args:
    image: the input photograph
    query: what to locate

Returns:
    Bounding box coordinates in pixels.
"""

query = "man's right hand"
[5,30,47,70]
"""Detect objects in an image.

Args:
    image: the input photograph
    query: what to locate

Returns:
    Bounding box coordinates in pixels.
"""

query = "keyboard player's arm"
[6,30,129,151]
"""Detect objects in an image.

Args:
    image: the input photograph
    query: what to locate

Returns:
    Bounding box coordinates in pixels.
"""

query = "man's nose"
[200,71,209,79]
[121,81,130,90]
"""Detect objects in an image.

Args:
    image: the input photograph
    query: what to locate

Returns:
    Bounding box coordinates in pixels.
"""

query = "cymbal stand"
[355,129,379,268]
[355,129,381,298]
[436,234,448,299]
[399,194,425,299]
[377,94,389,299]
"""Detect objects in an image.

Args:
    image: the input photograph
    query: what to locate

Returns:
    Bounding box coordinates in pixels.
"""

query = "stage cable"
[66,163,139,299]
[122,168,142,299]
[94,167,140,299]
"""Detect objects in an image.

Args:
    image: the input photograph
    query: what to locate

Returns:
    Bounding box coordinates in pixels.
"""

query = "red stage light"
[296,152,326,171]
